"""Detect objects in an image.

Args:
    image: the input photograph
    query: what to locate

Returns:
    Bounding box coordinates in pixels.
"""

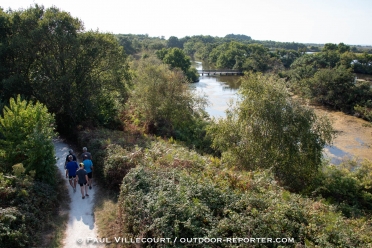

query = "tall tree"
[0,5,130,134]
[167,36,183,48]
[207,73,334,191]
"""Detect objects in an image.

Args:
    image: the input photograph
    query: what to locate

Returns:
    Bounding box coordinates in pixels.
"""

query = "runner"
[76,163,89,199]
[82,154,94,189]
[81,147,92,160]
[65,155,78,192]
[65,149,77,178]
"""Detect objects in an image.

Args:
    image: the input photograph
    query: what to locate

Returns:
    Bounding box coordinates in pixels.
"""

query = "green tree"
[309,66,355,110]
[128,56,206,138]
[337,42,351,53]
[156,48,198,82]
[207,73,334,191]
[323,43,338,51]
[163,48,191,73]
[0,95,56,185]
[167,36,183,48]
[0,5,130,134]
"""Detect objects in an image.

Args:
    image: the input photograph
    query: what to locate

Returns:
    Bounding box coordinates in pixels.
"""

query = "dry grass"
[41,172,71,248]
[94,187,125,248]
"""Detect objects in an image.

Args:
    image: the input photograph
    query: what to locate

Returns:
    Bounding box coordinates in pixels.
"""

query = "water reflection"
[191,61,241,119]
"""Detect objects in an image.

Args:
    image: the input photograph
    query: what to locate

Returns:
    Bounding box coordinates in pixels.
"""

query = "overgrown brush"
[118,167,372,247]
[0,170,61,247]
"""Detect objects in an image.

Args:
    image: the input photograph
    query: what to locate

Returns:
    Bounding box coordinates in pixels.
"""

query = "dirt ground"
[313,105,372,163]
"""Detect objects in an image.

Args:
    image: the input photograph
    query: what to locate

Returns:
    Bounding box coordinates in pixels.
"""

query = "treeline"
[283,43,372,121]
[0,5,131,136]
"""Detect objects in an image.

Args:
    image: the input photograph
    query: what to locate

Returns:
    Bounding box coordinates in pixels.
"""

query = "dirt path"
[54,139,100,247]
[313,106,372,164]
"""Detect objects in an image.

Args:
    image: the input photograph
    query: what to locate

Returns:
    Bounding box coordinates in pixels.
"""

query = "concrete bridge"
[197,69,243,76]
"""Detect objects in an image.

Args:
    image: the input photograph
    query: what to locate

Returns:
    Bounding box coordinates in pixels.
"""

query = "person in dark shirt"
[81,147,92,161]
[76,163,89,199]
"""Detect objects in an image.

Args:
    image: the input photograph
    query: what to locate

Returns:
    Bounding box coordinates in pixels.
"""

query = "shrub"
[308,160,372,217]
[77,128,151,185]
[118,167,372,247]
[0,95,56,185]
[0,172,60,247]
[103,144,143,191]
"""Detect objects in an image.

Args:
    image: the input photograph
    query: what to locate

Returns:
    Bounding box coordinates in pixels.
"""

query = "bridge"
[197,69,243,76]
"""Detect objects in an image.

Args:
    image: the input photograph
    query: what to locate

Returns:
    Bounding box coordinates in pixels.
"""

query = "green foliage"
[207,73,334,191]
[77,128,151,185]
[129,56,208,143]
[103,144,142,191]
[224,33,252,41]
[118,164,372,247]
[208,42,282,72]
[0,6,131,135]
[0,95,56,185]
[309,67,355,110]
[353,52,372,74]
[354,104,372,122]
[0,172,60,247]
[287,47,372,116]
[116,34,166,55]
[167,36,183,48]
[307,160,372,218]
[155,47,199,82]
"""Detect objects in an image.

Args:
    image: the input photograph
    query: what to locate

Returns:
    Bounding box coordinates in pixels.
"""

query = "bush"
[0,95,56,185]
[307,160,372,218]
[0,171,60,247]
[103,144,142,191]
[77,128,151,186]
[118,166,372,247]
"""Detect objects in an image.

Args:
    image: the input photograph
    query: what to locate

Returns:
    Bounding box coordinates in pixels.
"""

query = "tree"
[337,42,350,53]
[167,36,183,48]
[0,95,56,185]
[323,43,338,51]
[128,56,206,137]
[309,66,355,110]
[207,73,334,191]
[0,5,131,134]
[156,48,198,82]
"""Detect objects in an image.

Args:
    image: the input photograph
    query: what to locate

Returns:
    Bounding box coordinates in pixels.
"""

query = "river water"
[191,61,240,119]
[191,61,372,165]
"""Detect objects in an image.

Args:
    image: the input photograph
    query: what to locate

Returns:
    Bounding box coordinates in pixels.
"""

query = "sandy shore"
[314,106,372,164]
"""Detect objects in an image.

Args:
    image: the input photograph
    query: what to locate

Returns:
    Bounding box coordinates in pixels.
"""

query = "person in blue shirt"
[64,149,77,178]
[82,154,94,189]
[65,155,78,192]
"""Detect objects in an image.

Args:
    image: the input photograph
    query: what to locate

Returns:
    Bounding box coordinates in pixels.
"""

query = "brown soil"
[313,105,372,162]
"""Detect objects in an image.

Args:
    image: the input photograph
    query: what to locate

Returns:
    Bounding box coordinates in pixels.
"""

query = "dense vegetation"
[1,4,372,248]
[0,96,62,247]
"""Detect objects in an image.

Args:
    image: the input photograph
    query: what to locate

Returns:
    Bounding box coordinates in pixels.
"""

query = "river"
[191,61,240,119]
[191,61,372,165]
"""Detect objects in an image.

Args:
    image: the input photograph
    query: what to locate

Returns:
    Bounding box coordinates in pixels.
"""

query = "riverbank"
[314,105,372,164]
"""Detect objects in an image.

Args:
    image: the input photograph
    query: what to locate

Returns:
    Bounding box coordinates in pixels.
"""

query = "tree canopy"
[0,5,131,135]
[207,73,334,191]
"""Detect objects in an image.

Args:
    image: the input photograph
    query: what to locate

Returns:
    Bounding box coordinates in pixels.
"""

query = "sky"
[2,0,372,45]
